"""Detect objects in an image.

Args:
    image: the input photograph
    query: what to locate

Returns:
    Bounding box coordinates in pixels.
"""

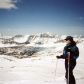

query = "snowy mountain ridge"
[0,32,84,45]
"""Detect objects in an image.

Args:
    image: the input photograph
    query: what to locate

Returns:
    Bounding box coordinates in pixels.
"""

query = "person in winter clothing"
[56,36,79,84]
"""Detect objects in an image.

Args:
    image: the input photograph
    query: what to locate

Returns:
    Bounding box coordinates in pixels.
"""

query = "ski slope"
[0,34,84,84]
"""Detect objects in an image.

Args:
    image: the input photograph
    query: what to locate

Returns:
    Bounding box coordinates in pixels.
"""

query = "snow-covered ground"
[0,34,84,84]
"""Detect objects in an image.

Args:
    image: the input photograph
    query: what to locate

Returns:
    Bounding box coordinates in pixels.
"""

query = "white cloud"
[0,0,18,9]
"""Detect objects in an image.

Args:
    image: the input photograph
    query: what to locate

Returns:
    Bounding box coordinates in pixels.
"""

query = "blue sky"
[0,0,84,35]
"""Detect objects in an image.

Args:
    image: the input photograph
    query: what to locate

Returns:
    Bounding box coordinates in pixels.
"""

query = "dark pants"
[65,60,76,84]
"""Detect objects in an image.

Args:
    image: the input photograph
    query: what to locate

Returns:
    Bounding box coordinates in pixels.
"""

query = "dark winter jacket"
[61,41,79,60]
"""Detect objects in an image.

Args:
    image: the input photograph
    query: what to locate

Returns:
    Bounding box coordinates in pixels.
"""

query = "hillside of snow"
[0,33,84,84]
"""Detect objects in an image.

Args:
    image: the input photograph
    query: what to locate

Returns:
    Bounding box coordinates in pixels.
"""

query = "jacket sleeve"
[56,46,67,59]
[59,46,68,59]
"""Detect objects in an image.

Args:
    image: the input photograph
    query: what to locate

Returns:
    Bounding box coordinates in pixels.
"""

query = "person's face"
[64,40,71,44]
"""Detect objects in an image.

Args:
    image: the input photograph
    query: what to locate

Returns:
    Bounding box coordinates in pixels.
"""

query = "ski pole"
[67,52,70,84]
[55,58,58,78]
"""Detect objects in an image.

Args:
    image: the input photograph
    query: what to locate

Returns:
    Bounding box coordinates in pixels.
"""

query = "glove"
[56,56,61,59]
